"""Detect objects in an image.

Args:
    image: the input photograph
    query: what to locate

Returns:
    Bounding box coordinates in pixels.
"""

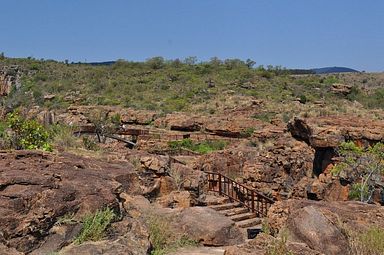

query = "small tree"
[86,110,120,143]
[246,58,256,69]
[332,141,384,202]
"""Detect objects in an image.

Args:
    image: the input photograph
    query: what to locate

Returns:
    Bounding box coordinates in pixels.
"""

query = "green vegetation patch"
[343,226,384,255]
[147,213,197,255]
[332,141,384,202]
[75,207,115,245]
[354,227,384,255]
[0,111,52,151]
[168,138,228,154]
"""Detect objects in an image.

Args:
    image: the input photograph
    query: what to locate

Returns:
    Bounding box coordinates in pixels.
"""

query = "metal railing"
[205,171,274,217]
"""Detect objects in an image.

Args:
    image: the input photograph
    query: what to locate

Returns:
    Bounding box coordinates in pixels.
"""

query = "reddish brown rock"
[288,206,349,255]
[331,83,352,95]
[288,116,384,148]
[140,155,170,174]
[119,108,157,125]
[56,105,157,126]
[172,207,244,246]
[0,66,21,96]
[153,113,203,131]
[267,199,384,255]
[205,116,264,137]
[121,194,151,219]
[156,190,195,208]
[0,150,141,253]
[159,176,177,195]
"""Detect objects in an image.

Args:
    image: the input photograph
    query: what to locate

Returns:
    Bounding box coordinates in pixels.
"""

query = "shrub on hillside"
[3,111,52,151]
[332,141,384,202]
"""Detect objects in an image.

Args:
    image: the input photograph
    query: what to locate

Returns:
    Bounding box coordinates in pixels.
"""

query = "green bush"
[356,227,384,254]
[168,138,227,154]
[348,183,370,200]
[332,141,384,202]
[82,136,99,151]
[0,120,7,139]
[6,112,52,151]
[75,207,115,244]
[240,127,255,138]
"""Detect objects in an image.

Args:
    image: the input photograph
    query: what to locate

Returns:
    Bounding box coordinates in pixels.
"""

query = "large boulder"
[267,199,384,255]
[0,150,141,253]
[156,190,195,208]
[121,194,151,219]
[172,207,244,246]
[287,206,349,255]
[140,155,170,174]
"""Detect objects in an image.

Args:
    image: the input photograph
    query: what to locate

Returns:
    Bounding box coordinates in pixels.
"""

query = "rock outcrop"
[0,150,143,253]
[331,83,352,95]
[153,113,204,131]
[288,116,384,148]
[267,199,384,255]
[196,134,314,200]
[56,105,157,126]
[0,65,21,96]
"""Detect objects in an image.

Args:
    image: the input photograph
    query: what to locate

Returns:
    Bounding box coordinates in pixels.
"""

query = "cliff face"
[0,65,21,96]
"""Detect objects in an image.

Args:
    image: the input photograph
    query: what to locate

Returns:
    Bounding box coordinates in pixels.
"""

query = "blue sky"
[0,0,383,71]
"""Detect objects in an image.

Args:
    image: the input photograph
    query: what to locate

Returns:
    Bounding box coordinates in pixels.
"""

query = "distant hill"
[84,62,359,74]
[311,67,359,74]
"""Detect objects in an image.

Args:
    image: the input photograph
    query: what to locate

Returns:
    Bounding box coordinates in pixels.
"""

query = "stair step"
[209,202,240,211]
[229,212,256,222]
[218,207,249,216]
[235,218,262,228]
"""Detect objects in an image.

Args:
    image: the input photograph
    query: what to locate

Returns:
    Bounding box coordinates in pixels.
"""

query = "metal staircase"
[205,171,274,238]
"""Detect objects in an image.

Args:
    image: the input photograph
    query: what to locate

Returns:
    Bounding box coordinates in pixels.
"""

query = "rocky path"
[169,246,226,255]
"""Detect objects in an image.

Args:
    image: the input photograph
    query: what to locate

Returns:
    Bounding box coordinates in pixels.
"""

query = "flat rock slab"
[168,246,226,255]
[0,150,141,253]
[172,206,245,246]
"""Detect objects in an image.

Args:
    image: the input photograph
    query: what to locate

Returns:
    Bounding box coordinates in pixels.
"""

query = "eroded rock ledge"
[288,116,384,148]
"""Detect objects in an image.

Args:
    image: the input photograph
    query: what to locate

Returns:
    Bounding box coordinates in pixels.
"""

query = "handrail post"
[251,190,255,213]
[218,173,222,195]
